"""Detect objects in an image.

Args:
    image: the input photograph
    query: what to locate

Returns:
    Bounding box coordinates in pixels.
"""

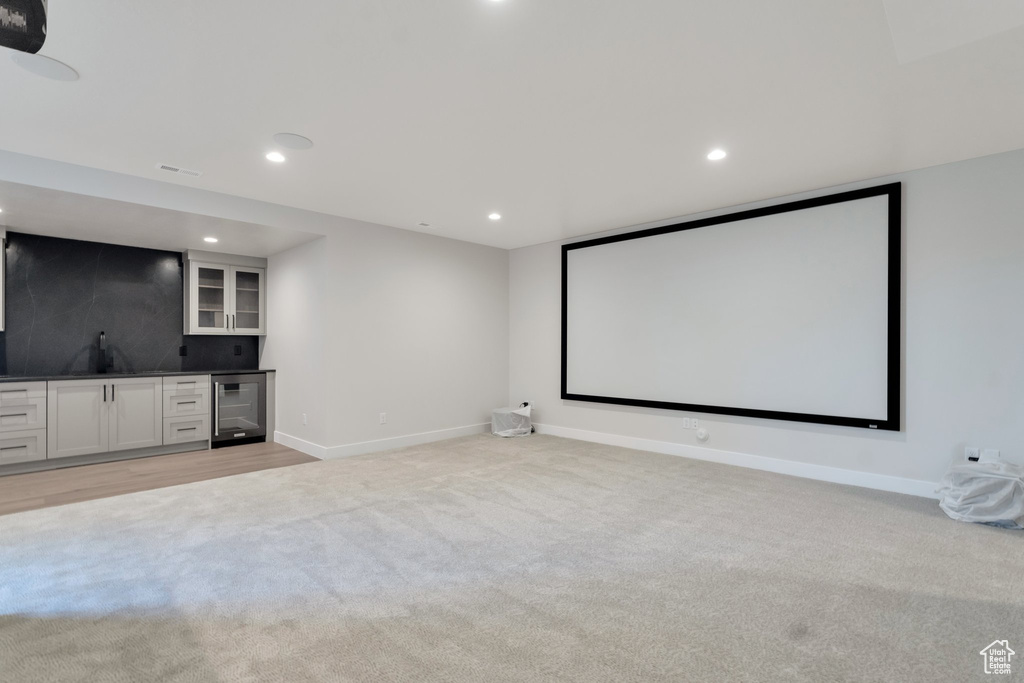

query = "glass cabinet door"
[217,381,260,433]
[191,263,229,333]
[231,267,265,334]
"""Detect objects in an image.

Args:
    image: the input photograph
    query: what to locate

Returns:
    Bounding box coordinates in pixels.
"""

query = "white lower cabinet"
[162,375,210,445]
[109,378,163,452]
[47,377,163,459]
[0,382,48,464]
[164,415,210,444]
[47,380,108,458]
[0,429,47,465]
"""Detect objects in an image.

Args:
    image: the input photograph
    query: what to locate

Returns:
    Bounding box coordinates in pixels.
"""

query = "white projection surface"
[564,191,896,427]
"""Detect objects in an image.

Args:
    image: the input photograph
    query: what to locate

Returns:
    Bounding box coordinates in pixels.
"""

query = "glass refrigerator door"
[217,381,260,434]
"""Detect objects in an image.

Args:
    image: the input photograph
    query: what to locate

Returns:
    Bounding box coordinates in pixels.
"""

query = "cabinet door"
[109,378,163,452]
[47,380,109,459]
[188,262,231,335]
[230,266,266,335]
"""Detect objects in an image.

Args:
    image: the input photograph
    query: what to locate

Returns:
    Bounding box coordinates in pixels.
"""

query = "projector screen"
[562,183,901,430]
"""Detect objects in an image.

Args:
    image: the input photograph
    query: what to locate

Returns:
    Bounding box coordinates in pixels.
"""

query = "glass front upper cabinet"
[186,261,266,335]
[231,266,265,334]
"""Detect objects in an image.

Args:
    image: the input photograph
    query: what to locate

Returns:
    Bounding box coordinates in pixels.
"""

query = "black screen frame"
[561,182,902,431]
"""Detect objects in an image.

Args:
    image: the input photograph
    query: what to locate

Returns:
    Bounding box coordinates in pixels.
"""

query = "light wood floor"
[0,442,318,517]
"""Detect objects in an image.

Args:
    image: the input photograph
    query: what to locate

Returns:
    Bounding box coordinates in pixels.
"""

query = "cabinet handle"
[3,412,28,418]
[112,384,115,401]
[214,382,220,436]
[0,445,27,451]
[103,385,107,402]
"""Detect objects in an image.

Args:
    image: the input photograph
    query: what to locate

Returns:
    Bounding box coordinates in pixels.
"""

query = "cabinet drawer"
[164,415,210,445]
[0,429,47,465]
[163,375,210,395]
[163,389,210,417]
[0,382,47,405]
[0,399,46,432]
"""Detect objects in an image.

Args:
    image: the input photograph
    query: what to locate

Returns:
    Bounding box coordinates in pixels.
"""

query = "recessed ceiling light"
[707,149,727,161]
[266,152,286,163]
[273,133,314,150]
[488,213,502,221]
[204,237,219,243]
[10,52,80,81]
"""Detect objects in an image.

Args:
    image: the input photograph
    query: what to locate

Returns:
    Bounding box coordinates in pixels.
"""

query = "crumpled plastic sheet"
[937,460,1024,529]
[492,404,532,438]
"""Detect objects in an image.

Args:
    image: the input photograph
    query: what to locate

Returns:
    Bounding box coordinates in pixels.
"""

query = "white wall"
[265,219,509,456]
[261,237,330,446]
[510,148,1024,493]
[324,220,510,449]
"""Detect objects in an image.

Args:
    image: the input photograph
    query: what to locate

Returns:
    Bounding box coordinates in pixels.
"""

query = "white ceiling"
[0,180,321,257]
[1,0,1022,250]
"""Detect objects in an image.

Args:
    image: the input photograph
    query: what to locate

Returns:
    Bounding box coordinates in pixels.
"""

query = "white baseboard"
[273,432,330,460]
[533,423,940,499]
[275,423,490,461]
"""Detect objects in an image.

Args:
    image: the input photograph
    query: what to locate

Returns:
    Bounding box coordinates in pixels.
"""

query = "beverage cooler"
[212,373,267,447]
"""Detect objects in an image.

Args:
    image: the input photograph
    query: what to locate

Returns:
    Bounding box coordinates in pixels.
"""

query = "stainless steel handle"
[214,382,219,436]
[0,445,27,451]
[103,385,107,402]
[111,384,115,401]
[3,412,28,418]
[232,314,236,330]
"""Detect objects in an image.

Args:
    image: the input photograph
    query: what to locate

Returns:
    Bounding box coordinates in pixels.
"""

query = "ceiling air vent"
[156,164,203,178]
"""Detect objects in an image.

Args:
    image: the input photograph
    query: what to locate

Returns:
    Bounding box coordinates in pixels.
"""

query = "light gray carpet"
[1,434,1021,682]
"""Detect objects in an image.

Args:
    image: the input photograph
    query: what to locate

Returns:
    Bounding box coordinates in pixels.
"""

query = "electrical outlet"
[234,345,242,356]
[179,345,187,357]
[302,413,307,426]
[682,418,691,429]
[965,447,980,462]
[379,412,387,425]
[692,419,699,429]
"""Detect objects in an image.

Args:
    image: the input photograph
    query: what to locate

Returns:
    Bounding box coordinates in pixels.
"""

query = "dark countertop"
[0,369,275,384]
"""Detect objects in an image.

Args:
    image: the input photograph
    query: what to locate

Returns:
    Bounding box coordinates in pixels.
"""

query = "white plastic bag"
[492,404,532,438]
[937,460,1024,529]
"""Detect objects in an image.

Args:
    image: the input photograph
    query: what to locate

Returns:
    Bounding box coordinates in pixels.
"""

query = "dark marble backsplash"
[0,232,258,377]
